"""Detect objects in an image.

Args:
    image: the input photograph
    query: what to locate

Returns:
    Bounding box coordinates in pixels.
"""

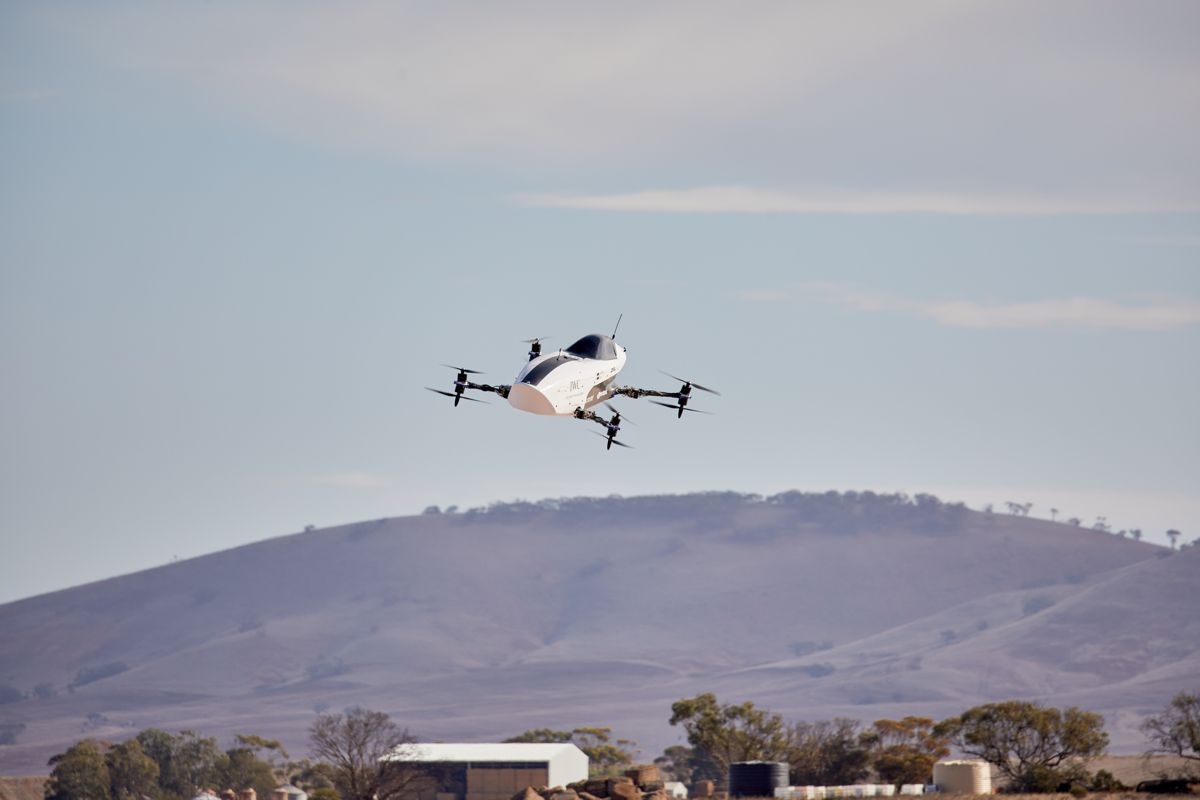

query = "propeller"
[592,431,632,450]
[603,402,636,425]
[426,387,486,406]
[650,400,710,415]
[521,337,550,360]
[660,370,721,395]
[440,364,484,375]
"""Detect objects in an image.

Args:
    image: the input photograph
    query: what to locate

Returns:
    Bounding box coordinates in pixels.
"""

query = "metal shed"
[386,742,589,800]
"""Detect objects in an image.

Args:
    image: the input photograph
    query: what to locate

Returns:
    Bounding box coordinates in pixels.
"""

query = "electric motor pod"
[729,762,790,798]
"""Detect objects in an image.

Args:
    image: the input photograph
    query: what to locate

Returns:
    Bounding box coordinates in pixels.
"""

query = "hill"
[1,491,1196,775]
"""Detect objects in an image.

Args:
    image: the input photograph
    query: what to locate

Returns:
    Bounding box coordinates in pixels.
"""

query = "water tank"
[932,761,991,795]
[729,762,790,798]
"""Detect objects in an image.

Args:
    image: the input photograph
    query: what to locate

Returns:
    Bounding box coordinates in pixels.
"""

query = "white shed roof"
[388,743,583,763]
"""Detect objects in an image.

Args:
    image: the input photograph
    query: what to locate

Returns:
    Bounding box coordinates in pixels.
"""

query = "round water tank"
[932,761,991,795]
[729,762,790,798]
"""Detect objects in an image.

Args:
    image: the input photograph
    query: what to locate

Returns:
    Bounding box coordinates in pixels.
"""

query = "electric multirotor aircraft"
[426,318,718,450]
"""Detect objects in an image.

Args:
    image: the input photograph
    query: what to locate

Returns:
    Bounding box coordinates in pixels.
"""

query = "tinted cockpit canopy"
[565,334,618,360]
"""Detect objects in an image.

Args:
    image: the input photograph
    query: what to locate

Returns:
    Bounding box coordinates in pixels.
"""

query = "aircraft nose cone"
[508,383,556,415]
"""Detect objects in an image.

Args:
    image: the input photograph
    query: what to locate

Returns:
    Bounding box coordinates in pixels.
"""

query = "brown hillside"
[0,492,1192,776]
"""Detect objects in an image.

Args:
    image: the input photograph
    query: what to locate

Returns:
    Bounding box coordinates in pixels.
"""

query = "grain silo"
[932,761,991,794]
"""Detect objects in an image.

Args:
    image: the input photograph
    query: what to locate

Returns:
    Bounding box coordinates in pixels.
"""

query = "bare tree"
[1049,508,1059,522]
[1167,530,1182,550]
[309,708,429,800]
[1141,691,1199,778]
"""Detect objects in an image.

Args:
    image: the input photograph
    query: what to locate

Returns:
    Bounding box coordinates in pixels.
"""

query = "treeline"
[43,694,1200,800]
[657,692,1200,793]
[421,491,971,534]
[44,729,337,800]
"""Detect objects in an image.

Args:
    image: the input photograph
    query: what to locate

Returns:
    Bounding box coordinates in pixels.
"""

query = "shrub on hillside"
[70,661,128,689]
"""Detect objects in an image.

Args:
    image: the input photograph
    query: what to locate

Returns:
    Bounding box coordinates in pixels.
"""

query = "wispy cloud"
[513,186,1200,216]
[48,3,1200,205]
[781,283,1200,330]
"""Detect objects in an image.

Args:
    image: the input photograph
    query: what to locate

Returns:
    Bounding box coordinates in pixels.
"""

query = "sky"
[2,1,1197,604]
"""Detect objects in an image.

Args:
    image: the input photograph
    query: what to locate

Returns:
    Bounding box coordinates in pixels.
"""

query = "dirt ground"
[1088,755,1195,786]
[0,777,45,800]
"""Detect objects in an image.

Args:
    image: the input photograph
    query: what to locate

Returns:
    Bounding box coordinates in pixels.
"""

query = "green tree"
[309,707,426,800]
[653,745,697,785]
[135,729,223,800]
[46,740,111,800]
[505,727,636,777]
[503,729,573,744]
[1140,691,1200,778]
[107,739,161,800]
[670,694,788,781]
[571,728,637,777]
[936,701,1108,791]
[218,746,277,797]
[864,717,949,788]
[786,719,871,786]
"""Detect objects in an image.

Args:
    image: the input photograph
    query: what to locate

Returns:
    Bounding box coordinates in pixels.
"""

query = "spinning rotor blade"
[425,387,487,404]
[649,400,711,414]
[603,402,636,424]
[520,336,551,344]
[660,370,721,395]
[440,364,484,374]
[592,431,633,449]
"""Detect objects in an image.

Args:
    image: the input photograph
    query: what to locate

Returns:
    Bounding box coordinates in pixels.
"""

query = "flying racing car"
[426,318,718,450]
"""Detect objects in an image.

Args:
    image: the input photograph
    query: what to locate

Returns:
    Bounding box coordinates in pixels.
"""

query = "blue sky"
[2,2,1197,603]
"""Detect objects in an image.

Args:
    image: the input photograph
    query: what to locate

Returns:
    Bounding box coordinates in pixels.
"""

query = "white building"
[386,742,590,800]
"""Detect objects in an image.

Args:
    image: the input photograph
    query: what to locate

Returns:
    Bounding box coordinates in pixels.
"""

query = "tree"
[654,745,698,785]
[1167,530,1181,549]
[136,729,223,800]
[1049,508,1059,522]
[670,694,789,781]
[1141,691,1200,778]
[506,727,636,777]
[218,746,278,798]
[46,740,111,800]
[309,708,426,800]
[106,739,160,800]
[864,717,949,788]
[504,729,573,744]
[786,719,871,786]
[936,701,1108,791]
[1131,529,1143,541]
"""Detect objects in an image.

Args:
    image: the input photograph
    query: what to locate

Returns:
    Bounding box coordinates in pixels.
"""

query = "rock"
[578,793,603,800]
[625,767,661,787]
[583,780,611,797]
[550,792,578,800]
[513,789,541,800]
[610,782,640,800]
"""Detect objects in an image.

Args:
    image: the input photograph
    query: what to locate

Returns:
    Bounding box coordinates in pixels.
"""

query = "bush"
[0,684,23,704]
[1069,785,1088,798]
[70,661,128,688]
[1090,769,1125,792]
[1022,595,1056,616]
[0,722,25,745]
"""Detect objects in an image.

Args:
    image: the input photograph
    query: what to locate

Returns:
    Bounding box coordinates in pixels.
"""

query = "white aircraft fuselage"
[507,334,627,416]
